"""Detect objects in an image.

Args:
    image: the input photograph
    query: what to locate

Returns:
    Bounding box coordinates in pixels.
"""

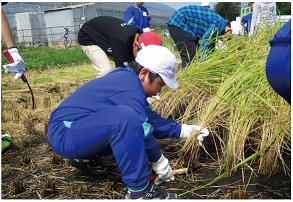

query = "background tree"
[213,2,241,22]
[276,2,291,15]
[248,2,291,15]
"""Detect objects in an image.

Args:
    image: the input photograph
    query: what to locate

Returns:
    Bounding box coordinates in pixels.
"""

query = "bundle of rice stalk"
[152,21,291,175]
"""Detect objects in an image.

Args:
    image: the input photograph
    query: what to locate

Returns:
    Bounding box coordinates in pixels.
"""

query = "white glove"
[249,30,254,38]
[146,95,160,102]
[2,47,25,80]
[143,27,151,33]
[180,124,209,146]
[151,154,174,185]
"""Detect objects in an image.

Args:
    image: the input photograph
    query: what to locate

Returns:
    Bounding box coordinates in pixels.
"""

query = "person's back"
[167,5,227,41]
[49,68,145,124]
[166,5,230,65]
[78,16,138,56]
[266,19,291,104]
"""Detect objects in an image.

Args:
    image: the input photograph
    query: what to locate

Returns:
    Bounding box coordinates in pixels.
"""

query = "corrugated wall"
[2,2,176,46]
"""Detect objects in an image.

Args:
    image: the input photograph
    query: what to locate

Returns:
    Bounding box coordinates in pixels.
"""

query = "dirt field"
[1,65,291,199]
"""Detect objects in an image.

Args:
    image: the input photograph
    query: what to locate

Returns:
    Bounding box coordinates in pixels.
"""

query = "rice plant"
[152,21,291,176]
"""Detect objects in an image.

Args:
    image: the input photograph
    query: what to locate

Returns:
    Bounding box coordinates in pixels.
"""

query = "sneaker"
[124,183,178,199]
[68,156,113,175]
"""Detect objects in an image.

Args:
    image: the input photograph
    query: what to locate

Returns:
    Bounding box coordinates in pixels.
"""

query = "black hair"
[128,60,160,82]
[136,33,143,50]
[226,21,231,28]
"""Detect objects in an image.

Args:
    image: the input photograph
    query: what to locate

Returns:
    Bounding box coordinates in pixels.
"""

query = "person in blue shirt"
[47,45,209,199]
[167,5,232,69]
[266,19,291,105]
[123,2,151,33]
[241,4,254,34]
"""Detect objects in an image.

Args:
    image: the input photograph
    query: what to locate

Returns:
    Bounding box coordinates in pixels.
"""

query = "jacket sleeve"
[145,101,182,139]
[199,22,222,58]
[123,7,139,28]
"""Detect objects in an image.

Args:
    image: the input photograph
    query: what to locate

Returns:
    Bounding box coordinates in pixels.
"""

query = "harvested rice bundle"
[152,21,291,175]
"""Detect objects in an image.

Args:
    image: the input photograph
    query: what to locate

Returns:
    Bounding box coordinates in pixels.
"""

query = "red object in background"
[2,49,14,63]
[149,174,158,182]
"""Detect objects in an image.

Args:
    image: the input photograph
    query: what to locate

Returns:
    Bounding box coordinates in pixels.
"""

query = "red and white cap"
[138,32,163,49]
[136,45,178,89]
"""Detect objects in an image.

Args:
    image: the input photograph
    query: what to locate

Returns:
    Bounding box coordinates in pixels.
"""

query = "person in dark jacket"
[78,16,162,77]
[47,45,209,199]
[167,5,232,69]
[123,2,151,33]
[266,19,291,105]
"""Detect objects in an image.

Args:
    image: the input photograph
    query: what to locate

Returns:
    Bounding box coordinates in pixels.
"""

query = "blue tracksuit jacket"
[47,67,182,188]
[266,19,291,104]
[167,5,227,54]
[123,3,151,33]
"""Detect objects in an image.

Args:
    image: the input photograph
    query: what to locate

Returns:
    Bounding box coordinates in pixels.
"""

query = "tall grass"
[152,22,291,176]
[1,46,91,71]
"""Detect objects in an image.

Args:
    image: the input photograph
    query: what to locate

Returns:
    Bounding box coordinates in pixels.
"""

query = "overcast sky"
[159,2,218,10]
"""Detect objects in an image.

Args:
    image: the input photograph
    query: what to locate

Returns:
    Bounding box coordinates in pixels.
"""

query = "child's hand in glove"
[151,154,174,185]
[180,124,209,146]
[2,47,25,80]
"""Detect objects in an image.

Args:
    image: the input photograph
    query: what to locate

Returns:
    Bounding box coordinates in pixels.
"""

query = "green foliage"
[213,2,241,22]
[276,2,291,15]
[1,46,91,71]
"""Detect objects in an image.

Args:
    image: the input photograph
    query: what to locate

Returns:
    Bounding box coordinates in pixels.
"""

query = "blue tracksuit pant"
[49,105,150,188]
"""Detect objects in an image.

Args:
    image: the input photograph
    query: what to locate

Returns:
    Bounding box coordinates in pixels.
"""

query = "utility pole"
[80,3,87,29]
[39,6,44,45]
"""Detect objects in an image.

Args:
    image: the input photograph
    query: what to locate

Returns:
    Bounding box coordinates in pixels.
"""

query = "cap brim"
[162,76,178,89]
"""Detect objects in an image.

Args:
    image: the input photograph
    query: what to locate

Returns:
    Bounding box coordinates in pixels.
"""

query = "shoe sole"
[68,159,113,175]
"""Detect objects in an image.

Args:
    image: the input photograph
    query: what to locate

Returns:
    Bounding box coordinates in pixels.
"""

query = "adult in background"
[47,45,209,199]
[123,2,151,33]
[266,19,291,105]
[78,16,162,78]
[241,3,254,34]
[249,2,277,37]
[166,5,232,69]
[1,2,25,80]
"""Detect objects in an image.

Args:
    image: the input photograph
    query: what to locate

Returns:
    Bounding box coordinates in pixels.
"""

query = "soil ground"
[1,133,291,199]
[1,65,291,199]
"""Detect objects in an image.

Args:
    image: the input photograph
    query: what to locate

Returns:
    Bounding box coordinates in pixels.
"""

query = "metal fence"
[13,25,79,47]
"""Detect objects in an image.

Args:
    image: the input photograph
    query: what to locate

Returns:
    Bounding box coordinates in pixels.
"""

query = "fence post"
[50,27,53,46]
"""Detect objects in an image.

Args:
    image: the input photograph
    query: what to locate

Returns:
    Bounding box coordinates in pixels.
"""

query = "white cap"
[201,1,210,7]
[135,45,178,89]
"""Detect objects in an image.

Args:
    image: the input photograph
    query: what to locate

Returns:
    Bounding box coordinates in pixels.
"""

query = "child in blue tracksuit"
[123,2,151,33]
[47,45,209,199]
[266,19,291,105]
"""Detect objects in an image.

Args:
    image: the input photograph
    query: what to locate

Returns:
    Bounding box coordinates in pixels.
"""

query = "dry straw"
[152,21,291,176]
